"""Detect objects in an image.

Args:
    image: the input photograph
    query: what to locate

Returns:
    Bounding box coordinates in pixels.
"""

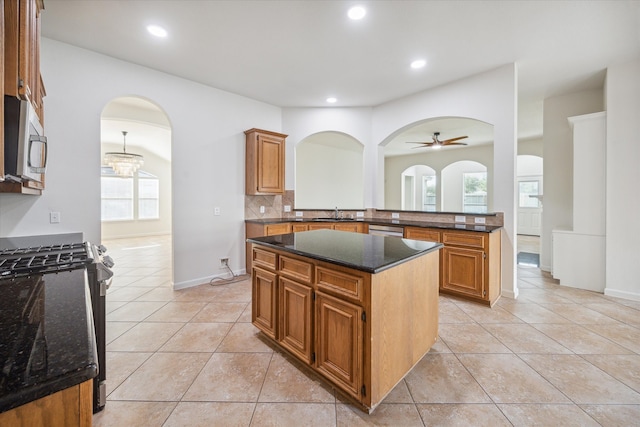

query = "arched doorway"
[100,96,172,240]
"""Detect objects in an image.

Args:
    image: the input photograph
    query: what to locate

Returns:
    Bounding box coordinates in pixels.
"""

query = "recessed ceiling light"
[326,97,337,104]
[411,59,427,69]
[147,25,168,38]
[348,6,366,20]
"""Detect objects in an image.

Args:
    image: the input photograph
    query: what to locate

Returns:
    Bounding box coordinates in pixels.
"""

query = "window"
[138,171,160,219]
[101,167,159,221]
[519,180,540,208]
[422,175,436,211]
[463,172,487,213]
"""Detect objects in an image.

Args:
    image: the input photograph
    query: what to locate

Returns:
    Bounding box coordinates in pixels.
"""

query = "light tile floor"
[94,235,640,426]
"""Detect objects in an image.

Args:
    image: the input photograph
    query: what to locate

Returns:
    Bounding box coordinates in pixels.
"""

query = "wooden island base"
[250,240,440,413]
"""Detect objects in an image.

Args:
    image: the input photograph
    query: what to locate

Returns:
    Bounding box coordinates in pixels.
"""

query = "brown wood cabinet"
[245,221,365,270]
[244,128,286,195]
[0,379,93,427]
[250,244,440,413]
[1,0,45,194]
[404,226,501,306]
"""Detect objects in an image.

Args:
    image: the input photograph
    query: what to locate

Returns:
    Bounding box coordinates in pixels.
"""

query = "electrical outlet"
[220,258,229,267]
[214,207,221,216]
[284,205,291,212]
[50,212,61,223]
[391,212,400,219]
[474,217,486,224]
[356,212,364,218]
[455,215,466,223]
[260,206,265,214]
[295,211,303,217]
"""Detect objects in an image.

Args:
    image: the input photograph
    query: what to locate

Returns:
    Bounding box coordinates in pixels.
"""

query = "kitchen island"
[247,229,442,413]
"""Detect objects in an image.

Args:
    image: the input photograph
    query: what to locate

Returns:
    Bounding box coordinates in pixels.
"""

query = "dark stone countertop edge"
[245,217,502,233]
[247,237,443,274]
[0,364,98,414]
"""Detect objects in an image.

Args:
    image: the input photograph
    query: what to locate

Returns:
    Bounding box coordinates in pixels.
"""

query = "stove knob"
[98,244,107,254]
[102,255,115,269]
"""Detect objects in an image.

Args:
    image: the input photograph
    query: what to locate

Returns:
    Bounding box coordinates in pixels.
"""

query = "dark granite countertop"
[0,269,98,413]
[245,217,502,233]
[247,229,443,274]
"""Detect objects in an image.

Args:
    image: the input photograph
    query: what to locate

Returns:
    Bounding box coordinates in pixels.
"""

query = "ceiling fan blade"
[406,141,432,144]
[442,142,468,146]
[441,135,468,144]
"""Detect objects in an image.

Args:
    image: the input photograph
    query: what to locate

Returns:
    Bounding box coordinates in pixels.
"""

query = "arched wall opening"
[100,96,173,240]
[295,131,364,209]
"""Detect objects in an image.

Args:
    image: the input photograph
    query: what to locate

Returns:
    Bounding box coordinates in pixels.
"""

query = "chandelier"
[104,131,144,177]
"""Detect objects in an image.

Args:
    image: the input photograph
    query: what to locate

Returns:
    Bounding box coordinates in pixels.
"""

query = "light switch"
[474,217,486,224]
[284,205,291,212]
[391,212,400,219]
[214,207,221,216]
[455,215,466,223]
[295,211,303,217]
[260,206,265,214]
[50,212,61,223]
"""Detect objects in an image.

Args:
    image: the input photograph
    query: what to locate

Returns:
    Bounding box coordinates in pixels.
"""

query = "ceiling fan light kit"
[407,131,469,149]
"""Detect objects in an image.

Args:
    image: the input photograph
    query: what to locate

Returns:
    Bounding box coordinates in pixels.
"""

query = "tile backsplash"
[245,191,503,227]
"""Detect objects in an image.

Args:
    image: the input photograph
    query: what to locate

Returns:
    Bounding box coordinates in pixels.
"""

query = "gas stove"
[0,240,114,413]
[0,242,114,280]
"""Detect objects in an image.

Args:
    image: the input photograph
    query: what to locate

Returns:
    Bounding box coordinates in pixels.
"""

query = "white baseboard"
[604,287,640,302]
[501,287,519,300]
[173,269,247,290]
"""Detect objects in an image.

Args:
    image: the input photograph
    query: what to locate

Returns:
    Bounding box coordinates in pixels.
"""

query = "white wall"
[295,132,364,209]
[100,143,172,239]
[540,89,603,271]
[605,58,640,300]
[0,39,281,288]
[282,107,373,200]
[373,65,518,298]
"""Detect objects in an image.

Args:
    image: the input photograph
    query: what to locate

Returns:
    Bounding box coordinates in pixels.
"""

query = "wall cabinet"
[1,0,45,194]
[244,128,286,195]
[404,226,501,306]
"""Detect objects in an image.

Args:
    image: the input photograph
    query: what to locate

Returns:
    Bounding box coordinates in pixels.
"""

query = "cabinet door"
[308,222,333,231]
[334,223,363,233]
[257,133,284,194]
[291,223,309,232]
[441,246,485,298]
[265,223,291,236]
[279,277,313,363]
[315,291,363,399]
[252,267,278,339]
[404,227,440,242]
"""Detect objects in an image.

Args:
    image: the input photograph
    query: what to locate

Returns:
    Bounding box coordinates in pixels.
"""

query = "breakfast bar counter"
[247,229,442,413]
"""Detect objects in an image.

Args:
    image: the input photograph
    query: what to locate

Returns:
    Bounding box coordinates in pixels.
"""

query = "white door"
[517,176,542,236]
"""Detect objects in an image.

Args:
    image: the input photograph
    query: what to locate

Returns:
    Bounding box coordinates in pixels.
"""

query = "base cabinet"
[441,246,484,298]
[404,226,501,306]
[315,291,363,399]
[0,380,93,427]
[250,244,439,413]
[279,277,313,364]
[251,267,278,340]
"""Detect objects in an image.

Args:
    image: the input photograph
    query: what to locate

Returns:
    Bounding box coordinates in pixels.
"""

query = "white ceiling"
[42,0,640,155]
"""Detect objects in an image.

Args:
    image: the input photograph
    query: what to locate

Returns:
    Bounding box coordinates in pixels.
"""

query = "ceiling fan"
[407,132,468,149]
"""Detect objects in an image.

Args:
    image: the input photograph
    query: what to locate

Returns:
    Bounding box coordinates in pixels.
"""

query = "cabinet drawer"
[316,266,364,303]
[253,247,278,271]
[279,255,313,283]
[265,223,291,236]
[442,231,486,249]
[308,223,333,231]
[404,227,441,242]
[291,224,309,232]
